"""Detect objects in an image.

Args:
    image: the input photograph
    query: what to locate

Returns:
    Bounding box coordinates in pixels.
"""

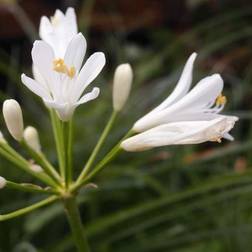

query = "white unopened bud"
[113,64,133,111]
[0,176,7,189]
[24,126,41,152]
[30,164,43,173]
[3,99,24,141]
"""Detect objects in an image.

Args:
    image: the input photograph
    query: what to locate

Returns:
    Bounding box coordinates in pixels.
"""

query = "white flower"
[39,7,77,58]
[133,53,228,132]
[24,126,41,152]
[113,64,133,111]
[121,53,238,151]
[0,176,6,189]
[3,99,24,141]
[21,33,105,121]
[121,116,238,152]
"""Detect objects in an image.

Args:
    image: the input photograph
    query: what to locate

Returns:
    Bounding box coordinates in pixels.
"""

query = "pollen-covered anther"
[216,93,227,106]
[53,58,68,73]
[53,59,76,78]
[67,66,76,79]
[210,137,222,143]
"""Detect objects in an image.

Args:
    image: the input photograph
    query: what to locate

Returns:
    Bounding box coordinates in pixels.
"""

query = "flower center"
[216,94,227,106]
[53,59,76,78]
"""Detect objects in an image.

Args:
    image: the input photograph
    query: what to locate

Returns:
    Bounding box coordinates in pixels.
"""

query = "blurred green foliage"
[0,0,252,251]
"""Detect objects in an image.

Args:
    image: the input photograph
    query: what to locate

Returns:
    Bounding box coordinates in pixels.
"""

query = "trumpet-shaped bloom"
[39,7,78,58]
[21,33,105,121]
[121,53,238,151]
[133,53,228,132]
[121,116,238,152]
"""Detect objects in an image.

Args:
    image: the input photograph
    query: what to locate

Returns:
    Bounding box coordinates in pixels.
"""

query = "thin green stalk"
[8,3,37,42]
[0,196,58,221]
[63,196,90,252]
[21,140,62,185]
[63,120,73,188]
[76,111,118,184]
[6,180,55,194]
[72,130,132,192]
[0,144,56,187]
[50,110,65,179]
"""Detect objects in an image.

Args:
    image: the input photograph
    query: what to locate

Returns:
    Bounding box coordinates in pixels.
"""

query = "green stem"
[8,3,37,42]
[63,120,73,188]
[6,180,55,194]
[76,111,118,184]
[72,130,133,192]
[50,110,65,179]
[0,143,56,187]
[21,140,62,186]
[63,196,90,252]
[0,196,58,221]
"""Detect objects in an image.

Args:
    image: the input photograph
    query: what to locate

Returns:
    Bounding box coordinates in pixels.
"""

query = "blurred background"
[0,0,252,251]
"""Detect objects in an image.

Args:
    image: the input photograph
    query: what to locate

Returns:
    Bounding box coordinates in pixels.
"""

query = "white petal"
[65,7,78,35]
[122,116,238,151]
[134,74,223,132]
[54,9,64,20]
[77,87,100,104]
[32,64,49,91]
[39,16,53,43]
[151,52,197,113]
[32,41,55,84]
[21,74,51,100]
[64,33,87,72]
[31,40,61,99]
[71,52,105,102]
[223,132,234,141]
[44,100,76,122]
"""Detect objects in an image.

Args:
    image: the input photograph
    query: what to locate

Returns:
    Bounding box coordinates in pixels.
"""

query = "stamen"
[67,67,76,79]
[53,58,67,73]
[53,59,76,78]
[210,137,222,143]
[216,93,227,106]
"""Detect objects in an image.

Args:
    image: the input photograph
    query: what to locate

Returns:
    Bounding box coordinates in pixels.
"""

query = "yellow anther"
[67,67,76,79]
[216,93,227,106]
[53,58,67,73]
[210,137,222,143]
[53,59,76,78]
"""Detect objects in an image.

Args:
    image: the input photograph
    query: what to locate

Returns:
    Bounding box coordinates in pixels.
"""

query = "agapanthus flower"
[121,116,238,151]
[39,7,77,58]
[21,33,105,121]
[121,53,238,151]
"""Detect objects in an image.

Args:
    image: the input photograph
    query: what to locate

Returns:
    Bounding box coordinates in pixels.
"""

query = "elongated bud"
[24,126,41,152]
[30,164,43,173]
[113,64,133,111]
[0,176,7,189]
[3,99,24,141]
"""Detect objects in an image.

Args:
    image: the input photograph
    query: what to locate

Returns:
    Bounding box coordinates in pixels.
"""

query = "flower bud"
[3,99,24,141]
[0,176,7,189]
[30,164,43,173]
[113,64,133,111]
[24,126,41,152]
